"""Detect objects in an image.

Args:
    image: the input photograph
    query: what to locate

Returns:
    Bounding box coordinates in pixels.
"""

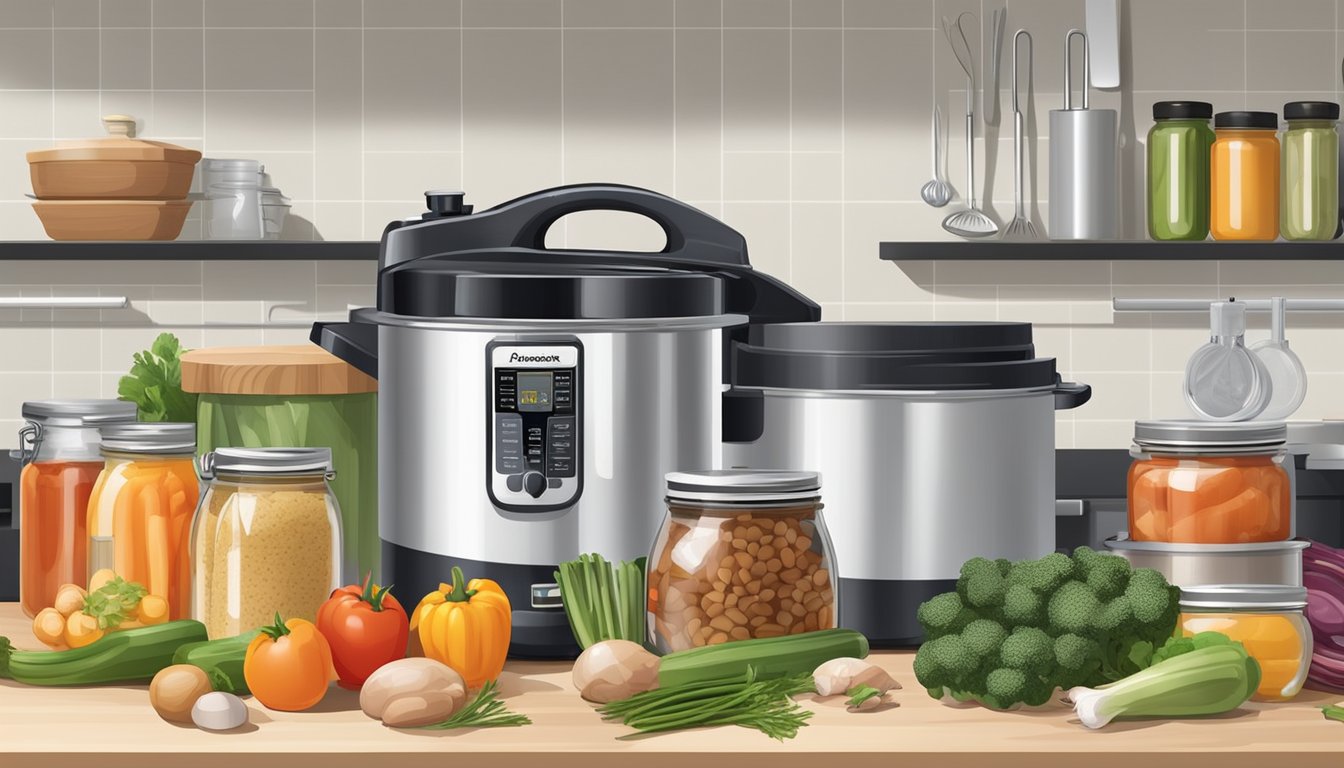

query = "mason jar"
[1179,584,1311,701]
[1281,101,1340,241]
[646,470,837,654]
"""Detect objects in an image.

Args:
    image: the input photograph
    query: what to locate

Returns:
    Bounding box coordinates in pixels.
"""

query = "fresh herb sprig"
[117,332,197,422]
[416,681,531,730]
[599,668,815,741]
[82,576,148,629]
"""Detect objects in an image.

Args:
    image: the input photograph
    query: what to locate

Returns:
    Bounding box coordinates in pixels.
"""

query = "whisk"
[940,12,999,239]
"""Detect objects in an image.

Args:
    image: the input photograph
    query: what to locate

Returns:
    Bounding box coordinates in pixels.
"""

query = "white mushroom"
[571,640,661,703]
[812,657,901,697]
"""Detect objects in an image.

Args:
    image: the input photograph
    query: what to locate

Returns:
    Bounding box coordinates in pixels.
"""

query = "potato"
[360,657,467,727]
[88,569,117,593]
[151,664,214,724]
[52,584,86,617]
[32,608,68,649]
[572,640,661,703]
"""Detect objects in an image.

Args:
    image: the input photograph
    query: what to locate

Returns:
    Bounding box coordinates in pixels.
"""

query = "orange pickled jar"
[17,399,138,617]
[87,423,199,620]
[1178,585,1311,702]
[1127,421,1291,544]
[1211,111,1281,241]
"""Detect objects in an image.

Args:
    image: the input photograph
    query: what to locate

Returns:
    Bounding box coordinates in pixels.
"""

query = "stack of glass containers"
[1106,420,1312,701]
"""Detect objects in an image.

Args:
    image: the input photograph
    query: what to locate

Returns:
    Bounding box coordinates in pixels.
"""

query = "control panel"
[486,341,582,511]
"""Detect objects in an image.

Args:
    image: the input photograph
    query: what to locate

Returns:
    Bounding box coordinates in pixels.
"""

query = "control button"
[547,459,574,478]
[523,471,546,498]
[548,416,574,433]
[531,583,562,609]
[548,478,562,489]
[497,371,517,383]
[499,436,522,454]
[499,456,523,473]
[497,414,522,433]
[506,473,524,492]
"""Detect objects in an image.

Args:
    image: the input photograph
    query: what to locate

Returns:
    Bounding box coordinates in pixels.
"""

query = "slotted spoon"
[1003,29,1038,240]
[941,12,999,239]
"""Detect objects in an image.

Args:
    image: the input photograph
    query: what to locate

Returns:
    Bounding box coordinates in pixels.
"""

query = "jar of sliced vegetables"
[647,470,837,654]
[87,422,199,620]
[1179,584,1312,701]
[1128,421,1292,544]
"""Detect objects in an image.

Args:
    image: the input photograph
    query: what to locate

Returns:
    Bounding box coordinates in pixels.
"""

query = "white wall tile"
[565,0,673,27]
[103,0,150,27]
[204,28,314,90]
[362,29,461,151]
[152,0,202,27]
[152,28,203,89]
[204,0,312,27]
[363,0,460,27]
[204,91,313,151]
[100,28,151,89]
[464,0,558,27]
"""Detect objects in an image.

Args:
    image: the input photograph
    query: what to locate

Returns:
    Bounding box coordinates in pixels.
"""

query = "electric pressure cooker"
[722,322,1091,646]
[314,184,818,658]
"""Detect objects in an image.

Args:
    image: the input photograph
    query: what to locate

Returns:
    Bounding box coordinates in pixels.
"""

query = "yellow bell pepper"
[410,566,512,688]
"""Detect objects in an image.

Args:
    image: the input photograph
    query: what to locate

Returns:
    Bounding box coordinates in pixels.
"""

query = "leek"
[1065,634,1260,729]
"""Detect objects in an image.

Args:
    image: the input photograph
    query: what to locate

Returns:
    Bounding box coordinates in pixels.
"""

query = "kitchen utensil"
[941,13,999,238]
[31,199,192,241]
[181,345,378,585]
[1049,29,1119,240]
[1003,30,1037,240]
[722,322,1091,646]
[26,115,200,200]
[920,105,954,207]
[1251,298,1308,421]
[313,185,819,659]
[984,8,1006,126]
[1184,301,1272,421]
[1106,536,1308,589]
[1084,0,1120,89]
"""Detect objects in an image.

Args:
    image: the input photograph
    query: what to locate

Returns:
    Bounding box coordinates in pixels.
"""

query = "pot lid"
[378,261,727,321]
[98,422,196,454]
[22,399,138,426]
[666,469,821,503]
[181,345,377,396]
[732,322,1061,391]
[27,115,203,165]
[1133,420,1287,450]
[1179,584,1308,611]
[200,446,333,477]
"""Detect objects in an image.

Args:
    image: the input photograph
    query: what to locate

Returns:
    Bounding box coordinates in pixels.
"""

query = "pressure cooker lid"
[732,322,1060,391]
[379,260,727,320]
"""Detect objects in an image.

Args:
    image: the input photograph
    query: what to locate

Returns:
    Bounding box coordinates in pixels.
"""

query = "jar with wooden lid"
[191,447,342,639]
[181,345,376,583]
[646,470,837,654]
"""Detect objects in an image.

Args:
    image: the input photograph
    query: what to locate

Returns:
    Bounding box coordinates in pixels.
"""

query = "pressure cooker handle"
[1053,379,1092,410]
[310,320,378,380]
[500,184,749,266]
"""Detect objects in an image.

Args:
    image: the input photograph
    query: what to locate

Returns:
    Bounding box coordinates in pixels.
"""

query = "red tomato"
[316,577,410,689]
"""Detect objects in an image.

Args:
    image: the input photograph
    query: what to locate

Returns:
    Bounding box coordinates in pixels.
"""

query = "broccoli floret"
[1054,633,1096,671]
[917,592,967,636]
[958,557,1008,608]
[1081,553,1131,599]
[962,619,1009,658]
[984,668,1028,707]
[1126,578,1176,625]
[926,634,980,681]
[1001,627,1054,672]
[1012,552,1076,594]
[995,558,1014,576]
[1047,580,1102,636]
[1020,677,1055,707]
[1002,583,1044,626]
[1095,595,1133,632]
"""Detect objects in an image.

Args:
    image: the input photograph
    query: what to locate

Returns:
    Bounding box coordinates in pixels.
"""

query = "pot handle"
[499,184,749,266]
[1054,379,1092,410]
[311,320,378,380]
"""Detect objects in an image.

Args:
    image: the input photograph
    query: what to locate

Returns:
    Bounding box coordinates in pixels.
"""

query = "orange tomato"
[243,613,336,711]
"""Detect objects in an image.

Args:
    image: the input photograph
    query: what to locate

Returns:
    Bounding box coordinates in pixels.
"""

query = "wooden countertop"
[1,603,1342,767]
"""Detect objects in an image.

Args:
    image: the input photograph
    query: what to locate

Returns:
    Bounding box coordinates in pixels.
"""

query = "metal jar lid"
[199,447,334,478]
[99,422,196,454]
[1179,584,1308,611]
[1105,534,1309,555]
[1133,420,1287,452]
[21,399,137,427]
[666,469,821,504]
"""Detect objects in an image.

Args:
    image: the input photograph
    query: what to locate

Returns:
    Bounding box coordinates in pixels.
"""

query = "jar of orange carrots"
[1128,420,1292,544]
[17,399,138,618]
[87,423,200,621]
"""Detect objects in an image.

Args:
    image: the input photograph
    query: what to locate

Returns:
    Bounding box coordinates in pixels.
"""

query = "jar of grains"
[191,447,341,639]
[646,470,837,654]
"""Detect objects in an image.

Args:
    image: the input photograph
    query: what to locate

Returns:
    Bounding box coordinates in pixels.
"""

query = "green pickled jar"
[1147,101,1215,240]
[1281,101,1339,241]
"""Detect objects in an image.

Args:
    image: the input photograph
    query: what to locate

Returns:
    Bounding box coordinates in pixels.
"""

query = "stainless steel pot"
[723,322,1090,646]
[315,185,818,658]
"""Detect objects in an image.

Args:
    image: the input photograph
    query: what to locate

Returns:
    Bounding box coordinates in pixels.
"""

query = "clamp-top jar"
[646,470,837,654]
[16,399,137,617]
[1127,420,1291,544]
[191,447,341,638]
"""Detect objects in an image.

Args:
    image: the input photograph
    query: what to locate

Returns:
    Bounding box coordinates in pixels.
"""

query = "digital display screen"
[516,372,553,412]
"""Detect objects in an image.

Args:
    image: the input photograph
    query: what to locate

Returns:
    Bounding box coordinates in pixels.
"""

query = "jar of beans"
[646,470,837,654]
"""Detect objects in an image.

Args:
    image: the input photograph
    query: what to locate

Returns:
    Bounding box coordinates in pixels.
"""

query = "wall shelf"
[0,241,379,260]
[880,240,1344,261]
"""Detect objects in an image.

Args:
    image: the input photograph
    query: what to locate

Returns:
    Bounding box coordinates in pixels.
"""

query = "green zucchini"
[0,620,207,686]
[657,628,869,689]
[172,628,261,694]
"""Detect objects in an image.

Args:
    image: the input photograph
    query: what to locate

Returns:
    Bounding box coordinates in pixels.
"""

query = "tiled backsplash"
[0,0,1342,446]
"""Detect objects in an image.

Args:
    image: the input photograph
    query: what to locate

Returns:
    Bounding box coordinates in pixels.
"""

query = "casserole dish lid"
[27,115,202,165]
[731,321,1062,391]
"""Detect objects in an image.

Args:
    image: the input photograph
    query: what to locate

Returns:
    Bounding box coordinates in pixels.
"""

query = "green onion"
[846,684,882,708]
[1322,704,1344,723]
[598,668,815,741]
[554,554,647,649]
[415,681,531,730]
